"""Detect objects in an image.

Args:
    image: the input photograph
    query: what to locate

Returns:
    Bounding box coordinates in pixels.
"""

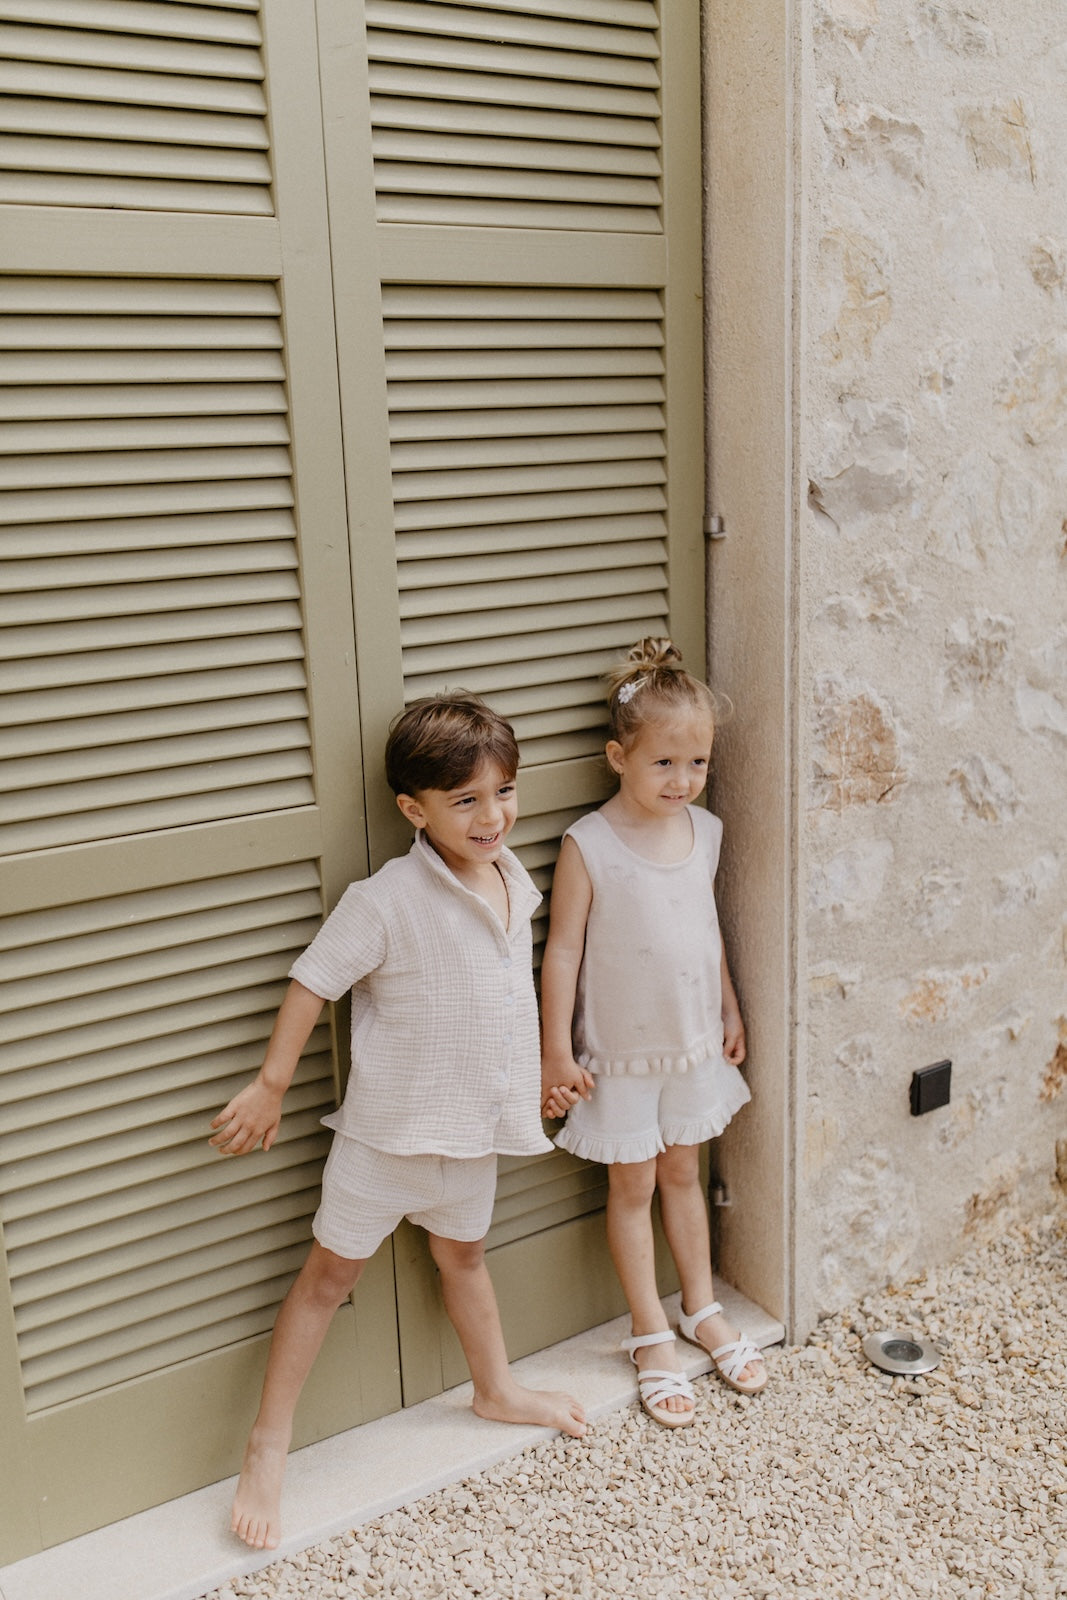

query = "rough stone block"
[811,674,907,809]
[996,335,1067,444]
[820,93,926,192]
[818,226,891,362]
[993,853,1060,915]
[957,98,1036,182]
[947,754,1021,822]
[1015,683,1067,742]
[899,965,991,1024]
[1040,1019,1067,1103]
[809,837,895,921]
[810,399,914,529]
[907,864,965,936]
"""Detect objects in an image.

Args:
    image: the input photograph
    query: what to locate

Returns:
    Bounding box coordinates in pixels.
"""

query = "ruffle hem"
[553,1064,751,1166]
[577,1034,723,1077]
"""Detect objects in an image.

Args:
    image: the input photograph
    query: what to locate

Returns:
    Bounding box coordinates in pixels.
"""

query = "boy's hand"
[209,1078,285,1155]
[540,1056,595,1120]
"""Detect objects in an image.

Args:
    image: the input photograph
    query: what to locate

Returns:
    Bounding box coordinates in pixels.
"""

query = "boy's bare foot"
[231,1426,289,1549]
[473,1382,587,1437]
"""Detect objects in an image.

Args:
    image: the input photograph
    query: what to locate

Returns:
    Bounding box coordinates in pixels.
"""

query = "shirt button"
[488,1104,501,1118]
[503,994,514,1006]
[502,957,512,969]
[503,1033,512,1045]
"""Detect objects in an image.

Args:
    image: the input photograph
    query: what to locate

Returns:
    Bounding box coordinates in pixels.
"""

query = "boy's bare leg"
[232,1241,366,1550]
[655,1143,763,1385]
[606,1159,693,1416]
[428,1234,586,1437]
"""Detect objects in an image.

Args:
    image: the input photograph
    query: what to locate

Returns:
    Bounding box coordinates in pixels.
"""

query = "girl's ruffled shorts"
[553,1056,750,1166]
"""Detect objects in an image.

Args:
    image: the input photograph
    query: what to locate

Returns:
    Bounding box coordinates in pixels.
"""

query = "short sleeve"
[288,881,388,1001]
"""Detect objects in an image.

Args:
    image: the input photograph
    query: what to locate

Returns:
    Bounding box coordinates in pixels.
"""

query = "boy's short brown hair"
[385,694,520,797]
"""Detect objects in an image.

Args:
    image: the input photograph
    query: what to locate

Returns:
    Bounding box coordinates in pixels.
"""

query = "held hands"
[209,1076,285,1156]
[540,1056,595,1120]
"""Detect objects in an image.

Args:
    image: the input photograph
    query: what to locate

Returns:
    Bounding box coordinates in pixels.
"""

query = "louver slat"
[368,31,659,88]
[2,2,262,46]
[0,97,268,150]
[371,94,657,149]
[0,59,267,116]
[0,5,271,213]
[0,869,334,1415]
[0,276,312,856]
[365,2,659,60]
[0,24,262,81]
[368,0,662,230]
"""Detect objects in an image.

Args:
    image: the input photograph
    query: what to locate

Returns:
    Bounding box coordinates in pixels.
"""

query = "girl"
[540,638,766,1426]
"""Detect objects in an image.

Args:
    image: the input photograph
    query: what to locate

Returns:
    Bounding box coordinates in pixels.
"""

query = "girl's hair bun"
[606,635,720,743]
[624,637,684,674]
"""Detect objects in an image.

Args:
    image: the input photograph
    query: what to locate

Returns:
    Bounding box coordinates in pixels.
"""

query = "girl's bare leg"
[606,1159,693,1416]
[655,1143,763,1385]
[232,1241,367,1550]
[429,1234,586,1437]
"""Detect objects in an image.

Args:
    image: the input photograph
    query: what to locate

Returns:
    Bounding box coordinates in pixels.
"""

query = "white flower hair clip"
[617,678,644,704]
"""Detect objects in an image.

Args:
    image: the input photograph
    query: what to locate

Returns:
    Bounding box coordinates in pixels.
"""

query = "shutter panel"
[0,2,272,215]
[367,0,662,231]
[322,0,705,1381]
[0,274,312,855]
[0,0,399,1559]
[386,282,668,766]
[0,866,331,1413]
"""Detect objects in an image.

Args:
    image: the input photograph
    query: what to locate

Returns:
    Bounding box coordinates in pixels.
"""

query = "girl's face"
[607,712,714,820]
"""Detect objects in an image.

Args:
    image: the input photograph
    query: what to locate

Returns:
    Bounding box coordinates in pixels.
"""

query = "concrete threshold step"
[0,1286,783,1600]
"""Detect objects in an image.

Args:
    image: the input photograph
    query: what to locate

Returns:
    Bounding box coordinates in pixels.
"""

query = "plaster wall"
[704,0,1067,1337]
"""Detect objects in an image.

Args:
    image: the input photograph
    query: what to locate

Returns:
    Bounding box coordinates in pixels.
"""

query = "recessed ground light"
[863,1330,941,1375]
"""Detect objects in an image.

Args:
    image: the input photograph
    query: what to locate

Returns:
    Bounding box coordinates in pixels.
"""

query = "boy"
[210,695,586,1551]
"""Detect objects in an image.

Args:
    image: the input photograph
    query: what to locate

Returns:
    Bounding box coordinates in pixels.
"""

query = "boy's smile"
[397,759,518,878]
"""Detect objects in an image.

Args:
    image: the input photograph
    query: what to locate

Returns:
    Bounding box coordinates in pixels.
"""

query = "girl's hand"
[722,1006,746,1067]
[209,1078,284,1155]
[540,1058,595,1119]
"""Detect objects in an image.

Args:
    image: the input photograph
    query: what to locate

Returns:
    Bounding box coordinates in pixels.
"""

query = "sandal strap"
[711,1335,763,1383]
[677,1301,723,1342]
[621,1328,676,1358]
[635,1369,695,1409]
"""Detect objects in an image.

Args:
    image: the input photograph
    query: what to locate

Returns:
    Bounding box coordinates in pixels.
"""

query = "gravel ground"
[211,1207,1067,1599]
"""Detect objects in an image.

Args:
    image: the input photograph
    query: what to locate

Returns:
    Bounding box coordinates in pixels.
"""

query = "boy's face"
[396,759,518,875]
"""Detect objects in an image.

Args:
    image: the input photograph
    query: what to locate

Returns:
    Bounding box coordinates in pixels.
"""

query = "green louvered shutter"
[316,0,705,1396]
[0,0,706,1553]
[0,1,401,1560]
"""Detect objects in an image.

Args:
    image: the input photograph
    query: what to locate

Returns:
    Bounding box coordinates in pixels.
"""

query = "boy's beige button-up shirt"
[289,830,552,1159]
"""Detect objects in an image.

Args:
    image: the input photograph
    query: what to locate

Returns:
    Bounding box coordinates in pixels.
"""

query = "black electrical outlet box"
[910,1059,952,1116]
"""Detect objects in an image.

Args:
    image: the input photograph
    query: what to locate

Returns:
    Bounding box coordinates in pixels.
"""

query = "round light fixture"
[862,1330,941,1375]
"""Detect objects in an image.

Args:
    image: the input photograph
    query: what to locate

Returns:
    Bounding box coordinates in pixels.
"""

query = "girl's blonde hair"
[605,637,720,747]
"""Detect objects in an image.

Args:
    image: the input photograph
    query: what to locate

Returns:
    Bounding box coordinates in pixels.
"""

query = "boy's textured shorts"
[312,1134,498,1260]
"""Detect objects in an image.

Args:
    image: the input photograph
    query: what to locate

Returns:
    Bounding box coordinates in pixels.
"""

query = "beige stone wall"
[704,0,1067,1334]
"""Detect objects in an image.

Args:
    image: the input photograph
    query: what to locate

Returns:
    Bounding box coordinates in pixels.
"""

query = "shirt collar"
[410,829,541,928]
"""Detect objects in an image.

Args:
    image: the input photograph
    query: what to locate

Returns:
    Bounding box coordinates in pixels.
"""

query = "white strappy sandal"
[677,1300,767,1395]
[620,1329,696,1428]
